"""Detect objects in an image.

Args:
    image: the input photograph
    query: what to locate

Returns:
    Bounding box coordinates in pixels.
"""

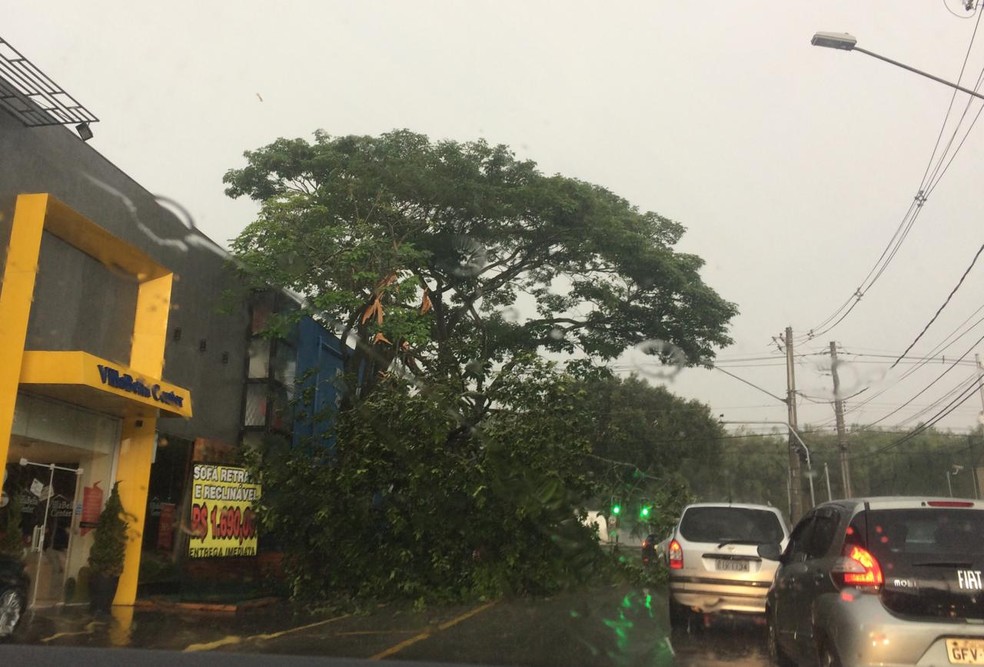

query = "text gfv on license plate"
[947,638,984,665]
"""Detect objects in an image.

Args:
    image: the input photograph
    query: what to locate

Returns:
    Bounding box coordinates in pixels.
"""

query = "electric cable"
[796,13,984,342]
[891,242,984,367]
[847,373,984,460]
[840,336,982,428]
[828,309,984,426]
[898,372,981,426]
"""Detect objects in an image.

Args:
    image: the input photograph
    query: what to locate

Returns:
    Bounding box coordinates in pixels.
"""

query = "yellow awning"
[19,351,192,419]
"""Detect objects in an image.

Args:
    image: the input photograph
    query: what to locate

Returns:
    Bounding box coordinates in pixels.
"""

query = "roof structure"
[0,35,98,128]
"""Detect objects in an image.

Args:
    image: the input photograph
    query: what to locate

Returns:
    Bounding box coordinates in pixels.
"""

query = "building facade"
[0,71,343,607]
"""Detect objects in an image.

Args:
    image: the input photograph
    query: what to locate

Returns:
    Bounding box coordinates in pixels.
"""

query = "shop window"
[248,339,270,379]
[243,384,268,427]
[250,294,275,335]
[271,342,297,396]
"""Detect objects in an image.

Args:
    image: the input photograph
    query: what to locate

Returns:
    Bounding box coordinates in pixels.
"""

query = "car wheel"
[767,611,795,667]
[0,588,25,640]
[818,640,841,667]
[668,598,695,631]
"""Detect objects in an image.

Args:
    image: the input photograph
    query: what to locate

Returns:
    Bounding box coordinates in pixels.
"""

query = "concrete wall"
[0,112,249,445]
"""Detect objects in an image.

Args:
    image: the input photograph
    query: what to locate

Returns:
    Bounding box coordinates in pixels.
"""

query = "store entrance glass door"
[17,459,83,607]
[4,394,121,607]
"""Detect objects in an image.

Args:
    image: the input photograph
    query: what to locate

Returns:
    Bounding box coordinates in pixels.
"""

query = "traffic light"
[639,505,651,519]
[611,501,622,516]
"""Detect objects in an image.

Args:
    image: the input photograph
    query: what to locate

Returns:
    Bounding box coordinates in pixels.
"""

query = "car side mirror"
[757,543,782,561]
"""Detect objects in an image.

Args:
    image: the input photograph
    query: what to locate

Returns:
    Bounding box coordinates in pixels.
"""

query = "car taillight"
[668,539,683,570]
[832,544,883,590]
[927,500,974,508]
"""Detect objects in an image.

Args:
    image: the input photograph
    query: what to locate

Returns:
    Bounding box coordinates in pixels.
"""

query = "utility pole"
[975,354,984,499]
[831,342,852,498]
[783,327,804,522]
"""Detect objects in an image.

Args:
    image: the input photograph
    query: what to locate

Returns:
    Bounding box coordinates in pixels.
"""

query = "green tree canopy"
[225,130,737,416]
[248,358,608,601]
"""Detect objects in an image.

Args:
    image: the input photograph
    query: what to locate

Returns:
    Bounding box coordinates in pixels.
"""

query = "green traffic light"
[639,506,651,519]
[612,504,621,515]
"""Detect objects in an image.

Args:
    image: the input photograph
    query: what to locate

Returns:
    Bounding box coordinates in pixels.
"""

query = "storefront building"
[0,194,192,606]
[0,38,345,607]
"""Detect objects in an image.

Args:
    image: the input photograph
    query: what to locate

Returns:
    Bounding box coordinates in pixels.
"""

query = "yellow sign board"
[188,463,260,558]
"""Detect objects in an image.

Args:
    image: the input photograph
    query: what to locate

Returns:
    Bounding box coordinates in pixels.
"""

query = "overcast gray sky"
[7,1,984,436]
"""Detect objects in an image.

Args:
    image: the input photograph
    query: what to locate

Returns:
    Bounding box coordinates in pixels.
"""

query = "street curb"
[131,596,282,613]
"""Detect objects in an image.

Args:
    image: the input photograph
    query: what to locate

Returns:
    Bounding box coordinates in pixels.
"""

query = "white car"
[666,502,789,628]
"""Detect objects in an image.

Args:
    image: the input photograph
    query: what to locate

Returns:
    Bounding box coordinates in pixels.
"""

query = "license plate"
[947,638,984,664]
[716,559,749,572]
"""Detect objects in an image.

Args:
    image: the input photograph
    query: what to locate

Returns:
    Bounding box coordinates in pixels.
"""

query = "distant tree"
[556,372,725,536]
[709,431,788,509]
[584,373,724,482]
[801,426,984,499]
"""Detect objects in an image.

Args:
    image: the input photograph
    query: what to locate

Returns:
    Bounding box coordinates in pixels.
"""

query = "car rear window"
[851,508,984,557]
[679,506,785,544]
[850,508,984,620]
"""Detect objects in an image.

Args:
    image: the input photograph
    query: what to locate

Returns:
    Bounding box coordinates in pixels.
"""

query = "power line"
[824,312,984,427]
[847,373,984,461]
[923,10,984,195]
[891,242,984,367]
[797,14,984,342]
[710,365,787,404]
[841,351,978,365]
[898,373,980,426]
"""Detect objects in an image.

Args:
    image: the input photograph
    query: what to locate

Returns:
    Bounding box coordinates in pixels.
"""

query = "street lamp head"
[811,32,858,51]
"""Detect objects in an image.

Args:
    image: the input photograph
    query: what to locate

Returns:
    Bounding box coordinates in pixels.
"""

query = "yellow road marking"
[181,614,350,652]
[369,601,497,661]
[184,635,243,652]
[40,621,103,643]
[251,613,350,641]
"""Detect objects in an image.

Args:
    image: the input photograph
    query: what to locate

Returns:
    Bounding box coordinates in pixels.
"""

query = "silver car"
[666,502,789,628]
[760,497,984,667]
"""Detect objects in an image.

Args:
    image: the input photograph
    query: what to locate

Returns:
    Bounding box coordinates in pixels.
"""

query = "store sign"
[96,364,185,408]
[187,464,260,558]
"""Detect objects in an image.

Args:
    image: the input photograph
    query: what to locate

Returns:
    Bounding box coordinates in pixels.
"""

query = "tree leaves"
[225,130,737,400]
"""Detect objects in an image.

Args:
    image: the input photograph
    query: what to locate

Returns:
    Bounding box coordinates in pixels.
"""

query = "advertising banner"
[188,463,260,558]
[80,483,104,536]
[156,502,176,551]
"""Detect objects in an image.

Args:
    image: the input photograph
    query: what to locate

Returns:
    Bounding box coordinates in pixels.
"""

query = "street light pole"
[782,327,804,523]
[812,32,984,102]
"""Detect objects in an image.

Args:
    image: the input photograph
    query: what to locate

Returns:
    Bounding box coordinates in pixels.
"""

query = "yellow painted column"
[0,194,48,468]
[130,274,172,373]
[114,273,173,605]
[114,416,158,605]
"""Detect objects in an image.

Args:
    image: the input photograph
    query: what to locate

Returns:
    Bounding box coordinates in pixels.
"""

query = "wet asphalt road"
[4,585,772,666]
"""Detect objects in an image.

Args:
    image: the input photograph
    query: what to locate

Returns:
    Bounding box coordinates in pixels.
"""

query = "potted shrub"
[87,482,131,613]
